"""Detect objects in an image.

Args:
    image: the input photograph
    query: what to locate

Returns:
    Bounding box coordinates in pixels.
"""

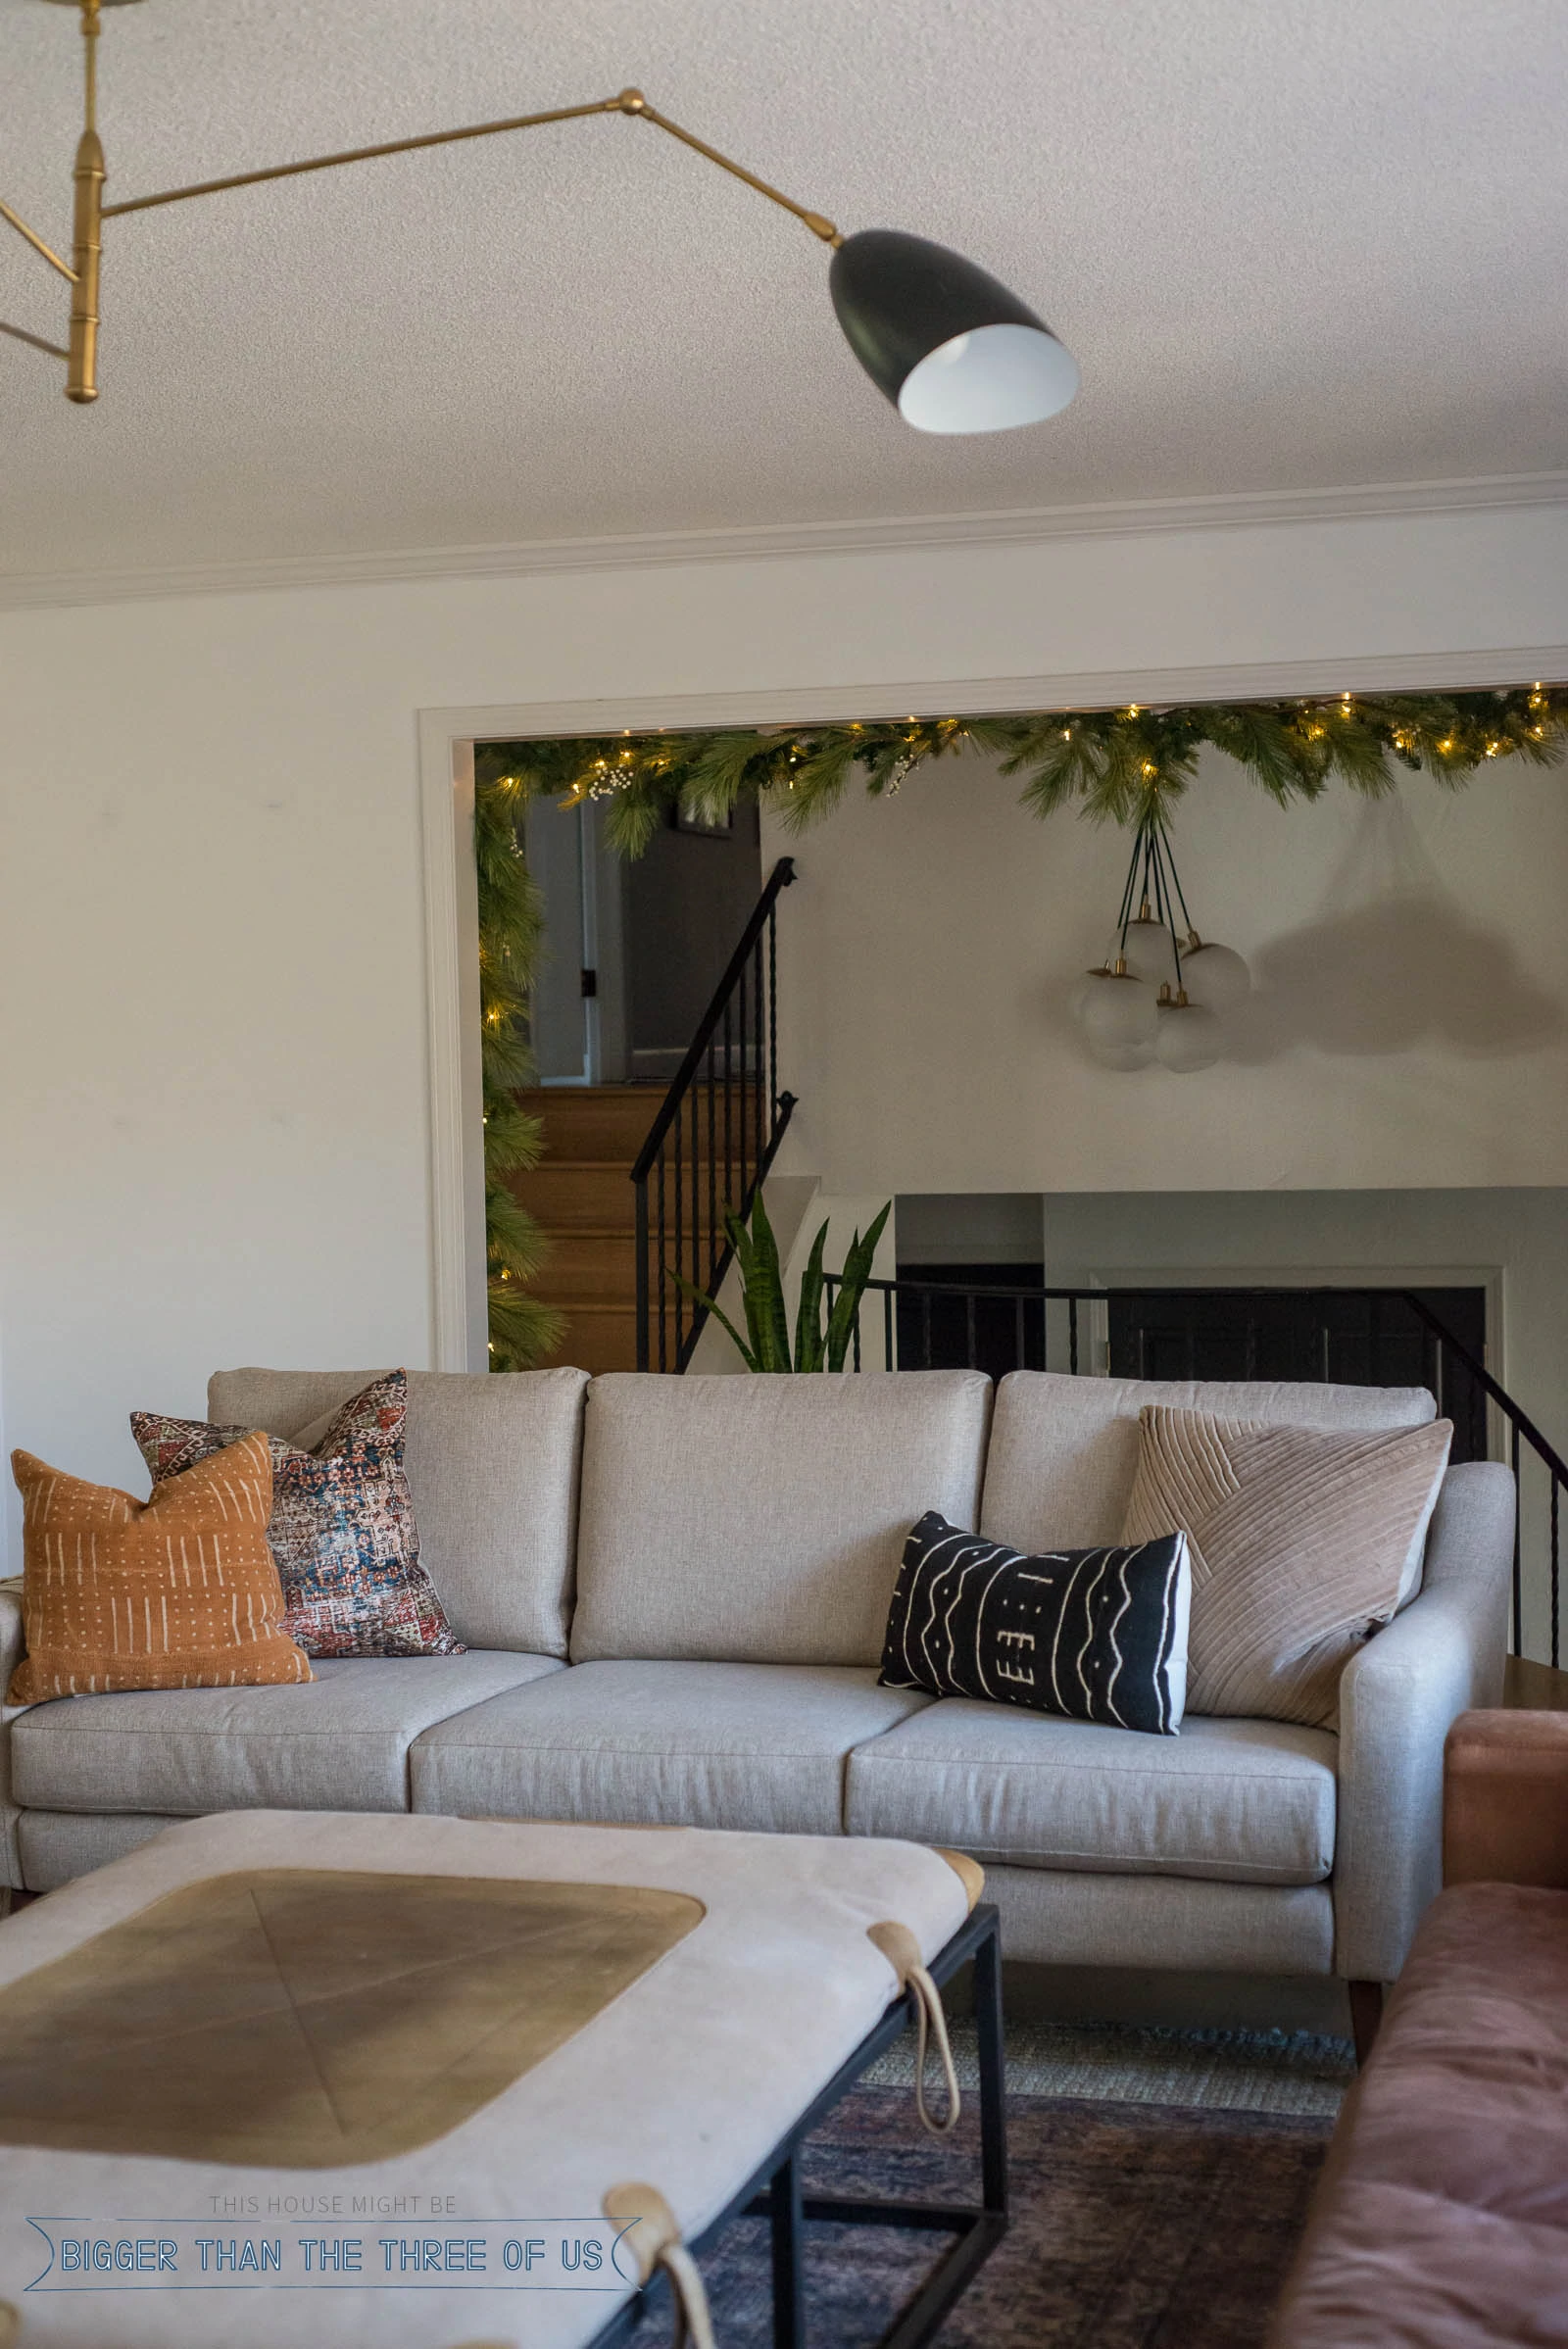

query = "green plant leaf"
[743,1189,793,1372]
[671,1269,760,1371]
[792,1219,830,1375]
[724,1209,771,1368]
[824,1200,892,1372]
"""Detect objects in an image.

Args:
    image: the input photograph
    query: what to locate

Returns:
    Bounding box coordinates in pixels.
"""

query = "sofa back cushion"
[569,1371,993,1667]
[207,1367,589,1657]
[981,1372,1438,1554]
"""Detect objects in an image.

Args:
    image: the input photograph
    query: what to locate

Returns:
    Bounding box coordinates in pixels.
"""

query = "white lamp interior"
[898,322,1080,435]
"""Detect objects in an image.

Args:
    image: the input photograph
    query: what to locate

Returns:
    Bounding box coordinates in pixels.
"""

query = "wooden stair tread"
[509,1085,737,1373]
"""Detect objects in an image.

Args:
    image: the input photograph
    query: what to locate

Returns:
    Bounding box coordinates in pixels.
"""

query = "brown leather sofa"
[1268,1709,1568,2347]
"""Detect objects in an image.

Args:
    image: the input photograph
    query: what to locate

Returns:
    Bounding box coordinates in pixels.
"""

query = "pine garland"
[472,756,564,1370]
[473,683,1566,1363]
[486,684,1567,846]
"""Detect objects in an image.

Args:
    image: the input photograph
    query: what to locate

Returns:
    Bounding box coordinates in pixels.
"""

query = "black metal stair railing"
[821,1272,1565,1666]
[632,857,798,1372]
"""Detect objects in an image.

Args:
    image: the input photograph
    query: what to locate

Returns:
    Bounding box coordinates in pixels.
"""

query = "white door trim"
[416,647,1560,1372]
[416,715,489,1371]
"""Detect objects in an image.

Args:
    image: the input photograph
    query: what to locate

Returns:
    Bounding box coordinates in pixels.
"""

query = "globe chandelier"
[4,0,1080,433]
[1071,814,1251,1075]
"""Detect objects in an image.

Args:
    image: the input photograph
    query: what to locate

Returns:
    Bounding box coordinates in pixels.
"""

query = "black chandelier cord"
[1158,818,1197,941]
[1113,831,1142,956]
[1149,827,1184,992]
[1107,810,1203,991]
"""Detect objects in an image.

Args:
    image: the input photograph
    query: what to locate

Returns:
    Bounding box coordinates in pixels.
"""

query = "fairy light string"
[501,685,1568,856]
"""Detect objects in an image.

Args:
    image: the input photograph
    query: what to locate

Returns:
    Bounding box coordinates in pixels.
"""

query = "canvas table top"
[0,1810,975,2347]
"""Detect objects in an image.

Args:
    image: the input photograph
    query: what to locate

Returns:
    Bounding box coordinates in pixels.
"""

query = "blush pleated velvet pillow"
[9,1433,311,1703]
[1121,1404,1452,1728]
[132,1369,462,1659]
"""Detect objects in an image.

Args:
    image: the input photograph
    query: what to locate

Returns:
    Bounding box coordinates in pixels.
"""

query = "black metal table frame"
[592,1900,1005,2349]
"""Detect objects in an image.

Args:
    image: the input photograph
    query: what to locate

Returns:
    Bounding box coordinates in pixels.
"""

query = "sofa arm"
[0,1578,25,1888]
[1333,1462,1514,1982]
[1444,1708,1568,1888]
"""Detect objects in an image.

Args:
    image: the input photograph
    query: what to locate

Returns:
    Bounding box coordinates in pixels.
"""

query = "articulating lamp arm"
[0,152,76,367]
[23,44,842,404]
[99,90,842,244]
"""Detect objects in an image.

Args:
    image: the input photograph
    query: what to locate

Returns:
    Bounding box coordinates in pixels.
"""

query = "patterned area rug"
[630,2080,1333,2348]
[867,2019,1356,2118]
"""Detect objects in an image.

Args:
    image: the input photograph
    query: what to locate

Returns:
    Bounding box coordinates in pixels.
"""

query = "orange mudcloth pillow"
[8,1435,312,1703]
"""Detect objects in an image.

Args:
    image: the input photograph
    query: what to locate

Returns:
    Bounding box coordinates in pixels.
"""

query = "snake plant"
[676,1192,892,1373]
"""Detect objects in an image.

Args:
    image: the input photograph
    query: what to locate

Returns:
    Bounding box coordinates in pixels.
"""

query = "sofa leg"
[1348,1980,1384,2067]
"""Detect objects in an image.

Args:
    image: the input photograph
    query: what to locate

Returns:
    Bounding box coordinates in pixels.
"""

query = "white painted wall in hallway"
[767,743,1568,1196]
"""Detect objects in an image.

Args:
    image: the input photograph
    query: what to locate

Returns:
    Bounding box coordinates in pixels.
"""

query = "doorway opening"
[515,778,762,1087]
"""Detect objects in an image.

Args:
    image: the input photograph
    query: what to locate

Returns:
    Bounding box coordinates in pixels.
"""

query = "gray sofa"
[0,1366,1514,1996]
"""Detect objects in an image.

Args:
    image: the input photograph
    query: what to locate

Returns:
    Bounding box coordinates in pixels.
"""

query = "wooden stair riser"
[532,1232,638,1300]
[516,1087,661,1163]
[519,1087,742,1168]
[536,1306,641,1375]
[509,1086,742,1374]
[509,1166,637,1231]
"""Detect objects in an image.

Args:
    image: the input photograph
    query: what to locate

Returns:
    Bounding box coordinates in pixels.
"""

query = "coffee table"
[0,1811,1004,2347]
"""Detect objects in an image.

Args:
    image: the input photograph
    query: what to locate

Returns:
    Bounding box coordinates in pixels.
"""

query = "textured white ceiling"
[1,0,1565,582]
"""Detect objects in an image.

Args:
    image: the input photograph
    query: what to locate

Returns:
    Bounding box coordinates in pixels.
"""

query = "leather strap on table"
[603,2180,716,2349]
[868,1920,961,2135]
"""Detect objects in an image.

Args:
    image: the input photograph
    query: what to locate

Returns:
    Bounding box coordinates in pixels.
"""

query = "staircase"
[509,1088,652,1374]
[507,856,798,1377]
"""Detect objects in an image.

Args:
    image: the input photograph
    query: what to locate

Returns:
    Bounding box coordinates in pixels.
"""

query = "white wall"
[768,745,1568,1196]
[0,497,1565,1564]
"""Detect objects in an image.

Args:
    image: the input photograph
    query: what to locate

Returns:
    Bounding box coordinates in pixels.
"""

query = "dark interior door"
[621,805,762,1081]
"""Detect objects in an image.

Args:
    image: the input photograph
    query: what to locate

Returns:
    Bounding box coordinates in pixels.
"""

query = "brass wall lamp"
[3,0,1079,434]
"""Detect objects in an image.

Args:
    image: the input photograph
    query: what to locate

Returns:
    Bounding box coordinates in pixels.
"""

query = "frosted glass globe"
[1087,1036,1154,1071]
[1154,1002,1222,1073]
[1080,972,1158,1050]
[1179,940,1250,1011]
[1067,969,1103,1027]
[1117,917,1180,987]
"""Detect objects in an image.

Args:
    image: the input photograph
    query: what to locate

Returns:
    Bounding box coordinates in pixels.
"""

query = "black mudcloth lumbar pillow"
[879,1511,1191,1736]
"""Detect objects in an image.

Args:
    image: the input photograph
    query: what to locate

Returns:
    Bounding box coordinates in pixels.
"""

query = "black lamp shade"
[829,227,1078,434]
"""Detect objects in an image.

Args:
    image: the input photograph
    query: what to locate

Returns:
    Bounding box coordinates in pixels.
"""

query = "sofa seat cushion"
[569,1370,992,1667]
[411,1660,933,1835]
[981,1371,1436,1556]
[845,1700,1336,1884]
[11,1652,562,1817]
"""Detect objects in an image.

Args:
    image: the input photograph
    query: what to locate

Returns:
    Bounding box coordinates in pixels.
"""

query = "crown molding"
[3,468,1566,613]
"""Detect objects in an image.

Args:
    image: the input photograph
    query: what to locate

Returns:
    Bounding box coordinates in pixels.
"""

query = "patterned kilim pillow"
[879,1510,1191,1735]
[132,1371,463,1659]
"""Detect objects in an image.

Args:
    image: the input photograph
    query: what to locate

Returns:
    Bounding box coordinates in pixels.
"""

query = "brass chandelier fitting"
[4,0,1081,433]
[1071,812,1252,1075]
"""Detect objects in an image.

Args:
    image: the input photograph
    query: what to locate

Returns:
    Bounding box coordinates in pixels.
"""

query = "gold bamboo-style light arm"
[13,1,851,403]
[99,87,841,242]
[68,0,105,399]
[622,94,842,246]
[0,197,76,279]
[100,95,630,220]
